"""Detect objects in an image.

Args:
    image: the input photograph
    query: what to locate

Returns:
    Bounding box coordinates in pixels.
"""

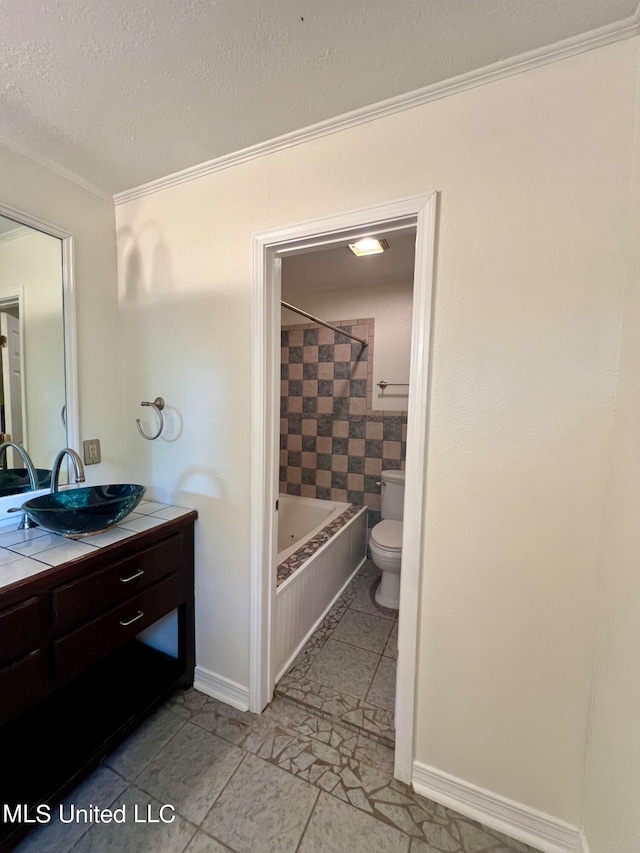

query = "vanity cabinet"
[0,512,196,853]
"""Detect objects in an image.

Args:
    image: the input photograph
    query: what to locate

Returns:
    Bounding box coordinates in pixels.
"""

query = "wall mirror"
[0,205,78,503]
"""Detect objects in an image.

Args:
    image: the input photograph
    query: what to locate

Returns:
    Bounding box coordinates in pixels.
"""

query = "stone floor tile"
[13,766,127,853]
[298,791,410,853]
[331,609,394,653]
[134,722,243,824]
[106,707,185,780]
[202,752,318,852]
[183,831,232,852]
[70,785,196,853]
[307,639,380,698]
[366,657,397,712]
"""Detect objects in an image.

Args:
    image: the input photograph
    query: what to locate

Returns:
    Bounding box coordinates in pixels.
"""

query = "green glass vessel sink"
[22,484,146,538]
[0,468,51,497]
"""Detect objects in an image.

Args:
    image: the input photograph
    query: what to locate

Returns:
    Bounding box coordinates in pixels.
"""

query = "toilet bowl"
[370,470,405,610]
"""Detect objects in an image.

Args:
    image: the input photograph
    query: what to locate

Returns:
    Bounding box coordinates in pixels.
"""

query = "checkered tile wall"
[280,318,407,527]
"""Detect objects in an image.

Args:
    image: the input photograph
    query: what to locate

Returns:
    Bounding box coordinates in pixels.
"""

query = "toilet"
[369,469,405,609]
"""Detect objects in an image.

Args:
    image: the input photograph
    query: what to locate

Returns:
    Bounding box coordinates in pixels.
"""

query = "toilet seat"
[370,519,403,552]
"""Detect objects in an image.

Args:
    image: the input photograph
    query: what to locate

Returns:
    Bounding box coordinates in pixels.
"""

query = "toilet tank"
[381,470,405,520]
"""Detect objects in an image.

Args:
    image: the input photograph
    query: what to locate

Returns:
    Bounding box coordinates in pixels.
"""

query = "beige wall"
[281,281,414,412]
[115,39,634,834]
[582,45,640,853]
[0,143,121,484]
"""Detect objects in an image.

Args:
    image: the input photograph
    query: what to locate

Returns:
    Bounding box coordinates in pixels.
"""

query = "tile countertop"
[0,500,195,593]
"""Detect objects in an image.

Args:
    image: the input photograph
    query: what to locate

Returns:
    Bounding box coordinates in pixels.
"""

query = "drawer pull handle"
[120,570,144,584]
[119,611,144,627]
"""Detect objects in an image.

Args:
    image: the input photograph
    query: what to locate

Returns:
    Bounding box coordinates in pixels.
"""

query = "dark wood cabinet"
[0,512,196,852]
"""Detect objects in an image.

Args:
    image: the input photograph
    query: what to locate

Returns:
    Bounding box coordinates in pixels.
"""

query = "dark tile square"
[316,487,332,500]
[280,434,287,449]
[334,361,351,379]
[302,468,317,485]
[401,441,406,460]
[332,437,349,455]
[318,344,334,362]
[347,490,364,505]
[364,475,380,493]
[281,331,290,347]
[382,459,402,470]
[287,451,301,467]
[348,419,366,438]
[318,380,334,397]
[302,436,317,452]
[331,471,347,489]
[368,510,381,527]
[348,456,365,474]
[289,346,303,363]
[333,398,349,417]
[317,454,332,470]
[280,363,289,380]
[288,415,302,434]
[303,328,318,346]
[279,466,287,482]
[303,362,318,379]
[365,439,382,458]
[352,343,368,361]
[288,380,302,397]
[280,398,288,417]
[288,483,302,497]
[350,380,367,398]
[302,397,317,414]
[335,328,352,345]
[383,421,402,441]
[317,417,333,437]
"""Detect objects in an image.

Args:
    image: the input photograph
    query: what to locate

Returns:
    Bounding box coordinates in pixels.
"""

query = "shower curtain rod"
[281,300,369,347]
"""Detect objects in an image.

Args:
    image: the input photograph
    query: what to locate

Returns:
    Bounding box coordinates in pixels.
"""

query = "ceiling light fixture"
[348,238,389,257]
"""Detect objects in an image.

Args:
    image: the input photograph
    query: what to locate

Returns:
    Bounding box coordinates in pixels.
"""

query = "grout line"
[293,786,322,853]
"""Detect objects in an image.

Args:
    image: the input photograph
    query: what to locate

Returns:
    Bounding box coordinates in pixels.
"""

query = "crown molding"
[0,225,31,245]
[115,8,640,205]
[0,134,113,204]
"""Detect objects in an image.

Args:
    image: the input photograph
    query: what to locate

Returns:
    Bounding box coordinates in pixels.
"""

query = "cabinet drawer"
[52,533,183,633]
[0,597,40,667]
[53,573,182,685]
[0,649,47,726]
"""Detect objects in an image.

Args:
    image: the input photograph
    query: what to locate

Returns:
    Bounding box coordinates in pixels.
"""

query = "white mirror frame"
[0,202,79,524]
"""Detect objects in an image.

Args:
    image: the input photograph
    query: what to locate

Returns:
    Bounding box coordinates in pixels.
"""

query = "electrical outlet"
[83,439,101,465]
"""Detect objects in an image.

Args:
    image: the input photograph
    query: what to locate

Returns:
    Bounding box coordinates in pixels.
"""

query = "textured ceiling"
[283,234,416,295]
[0,0,636,195]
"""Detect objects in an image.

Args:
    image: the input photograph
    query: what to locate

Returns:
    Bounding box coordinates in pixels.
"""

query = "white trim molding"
[194,665,250,712]
[250,193,438,785]
[412,761,586,853]
[115,9,640,205]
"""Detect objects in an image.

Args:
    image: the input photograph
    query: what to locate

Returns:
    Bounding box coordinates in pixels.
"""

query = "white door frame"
[250,193,438,782]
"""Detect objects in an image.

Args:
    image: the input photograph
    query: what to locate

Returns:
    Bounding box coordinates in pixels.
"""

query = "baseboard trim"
[193,666,250,711]
[412,761,583,853]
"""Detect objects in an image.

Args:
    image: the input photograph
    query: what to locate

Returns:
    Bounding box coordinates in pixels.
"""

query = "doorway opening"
[273,230,416,752]
[251,194,437,782]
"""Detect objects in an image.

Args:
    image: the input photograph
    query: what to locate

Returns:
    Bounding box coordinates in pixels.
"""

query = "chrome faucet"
[50,448,86,492]
[0,442,38,491]
[0,442,39,529]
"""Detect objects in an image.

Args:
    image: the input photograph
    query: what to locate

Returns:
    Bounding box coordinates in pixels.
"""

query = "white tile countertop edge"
[0,501,194,593]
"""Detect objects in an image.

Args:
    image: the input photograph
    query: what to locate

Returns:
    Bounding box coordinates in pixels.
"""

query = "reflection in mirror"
[0,214,66,492]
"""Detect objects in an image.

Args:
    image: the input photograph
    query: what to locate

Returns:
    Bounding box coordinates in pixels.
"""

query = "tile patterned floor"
[275,560,398,745]
[15,687,539,853]
[13,557,540,853]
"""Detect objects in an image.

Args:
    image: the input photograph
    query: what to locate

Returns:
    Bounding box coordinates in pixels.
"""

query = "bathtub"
[273,494,367,683]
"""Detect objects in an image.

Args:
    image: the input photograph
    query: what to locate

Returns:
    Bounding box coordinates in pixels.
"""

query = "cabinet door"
[0,597,40,667]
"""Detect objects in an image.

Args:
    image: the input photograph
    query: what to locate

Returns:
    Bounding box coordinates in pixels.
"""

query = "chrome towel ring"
[136,397,165,440]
